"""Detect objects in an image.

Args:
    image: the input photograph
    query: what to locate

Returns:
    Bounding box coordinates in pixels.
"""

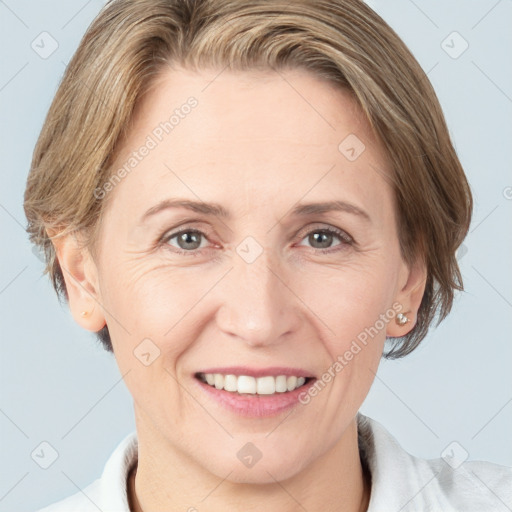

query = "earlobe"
[50,230,106,332]
[387,256,427,337]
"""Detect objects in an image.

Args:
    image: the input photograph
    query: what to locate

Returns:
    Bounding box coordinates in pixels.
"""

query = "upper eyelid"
[162,226,211,240]
[296,223,352,239]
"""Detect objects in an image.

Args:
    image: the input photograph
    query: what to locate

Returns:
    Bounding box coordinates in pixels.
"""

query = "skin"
[55,66,426,512]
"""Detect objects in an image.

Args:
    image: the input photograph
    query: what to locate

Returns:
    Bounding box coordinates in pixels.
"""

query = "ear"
[49,230,106,332]
[386,255,427,337]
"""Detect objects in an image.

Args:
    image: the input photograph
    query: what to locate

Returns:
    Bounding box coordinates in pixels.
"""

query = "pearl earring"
[80,311,89,317]
[396,313,409,326]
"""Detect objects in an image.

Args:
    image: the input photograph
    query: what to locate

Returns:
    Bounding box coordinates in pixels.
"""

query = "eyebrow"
[141,198,371,223]
[292,200,371,221]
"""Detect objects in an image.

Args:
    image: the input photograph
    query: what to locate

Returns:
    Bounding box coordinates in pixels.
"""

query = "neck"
[128,414,370,512]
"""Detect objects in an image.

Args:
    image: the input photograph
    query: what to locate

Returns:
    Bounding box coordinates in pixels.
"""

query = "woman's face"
[75,67,422,482]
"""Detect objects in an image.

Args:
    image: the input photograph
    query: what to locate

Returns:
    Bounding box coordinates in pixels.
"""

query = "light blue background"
[1,1,511,510]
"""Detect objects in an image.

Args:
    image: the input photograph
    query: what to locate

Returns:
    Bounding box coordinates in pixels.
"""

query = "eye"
[161,228,210,256]
[297,226,353,252]
[159,224,354,256]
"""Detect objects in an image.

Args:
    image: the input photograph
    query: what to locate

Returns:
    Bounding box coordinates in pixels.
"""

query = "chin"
[196,439,313,485]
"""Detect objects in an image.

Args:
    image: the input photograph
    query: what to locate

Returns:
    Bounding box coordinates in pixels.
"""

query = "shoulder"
[431,457,512,510]
[34,431,138,512]
[357,413,512,511]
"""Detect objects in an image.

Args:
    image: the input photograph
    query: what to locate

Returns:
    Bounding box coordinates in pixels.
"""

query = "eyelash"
[158,225,354,257]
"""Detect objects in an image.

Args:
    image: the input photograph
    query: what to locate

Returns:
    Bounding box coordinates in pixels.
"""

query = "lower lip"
[194,377,316,418]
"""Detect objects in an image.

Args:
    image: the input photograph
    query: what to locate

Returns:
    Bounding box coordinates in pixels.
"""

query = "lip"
[193,367,317,418]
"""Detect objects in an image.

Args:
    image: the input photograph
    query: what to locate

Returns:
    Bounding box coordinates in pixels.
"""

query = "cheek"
[317,260,399,392]
[295,256,398,356]
[98,257,221,361]
[98,261,210,426]
[292,263,395,432]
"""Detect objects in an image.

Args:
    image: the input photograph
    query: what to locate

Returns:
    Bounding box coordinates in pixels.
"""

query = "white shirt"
[37,413,512,511]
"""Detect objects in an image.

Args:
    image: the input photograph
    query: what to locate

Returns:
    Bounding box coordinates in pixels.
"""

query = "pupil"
[179,232,200,250]
[311,232,332,249]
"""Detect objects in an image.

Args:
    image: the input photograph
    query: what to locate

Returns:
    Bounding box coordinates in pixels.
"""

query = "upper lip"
[195,366,315,378]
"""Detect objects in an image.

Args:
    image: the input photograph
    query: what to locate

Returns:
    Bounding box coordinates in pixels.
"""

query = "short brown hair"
[23,0,472,358]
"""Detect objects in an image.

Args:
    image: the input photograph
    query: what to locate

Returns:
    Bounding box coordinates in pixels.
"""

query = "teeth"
[199,373,309,395]
[275,375,287,393]
[286,376,297,391]
[238,375,256,394]
[257,376,275,395]
[214,374,224,389]
[223,374,238,392]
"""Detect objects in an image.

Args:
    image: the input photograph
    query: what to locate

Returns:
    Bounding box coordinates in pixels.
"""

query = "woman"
[24,0,511,510]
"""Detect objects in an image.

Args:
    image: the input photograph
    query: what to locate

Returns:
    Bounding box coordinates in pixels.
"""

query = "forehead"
[131,65,375,152]
[106,66,392,219]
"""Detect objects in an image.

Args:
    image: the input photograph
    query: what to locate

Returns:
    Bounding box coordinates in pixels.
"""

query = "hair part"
[24,0,472,358]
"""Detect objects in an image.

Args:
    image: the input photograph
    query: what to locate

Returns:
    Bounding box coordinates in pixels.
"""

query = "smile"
[196,372,310,395]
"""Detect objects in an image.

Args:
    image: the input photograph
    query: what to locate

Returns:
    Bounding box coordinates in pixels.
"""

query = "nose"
[215,246,301,347]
